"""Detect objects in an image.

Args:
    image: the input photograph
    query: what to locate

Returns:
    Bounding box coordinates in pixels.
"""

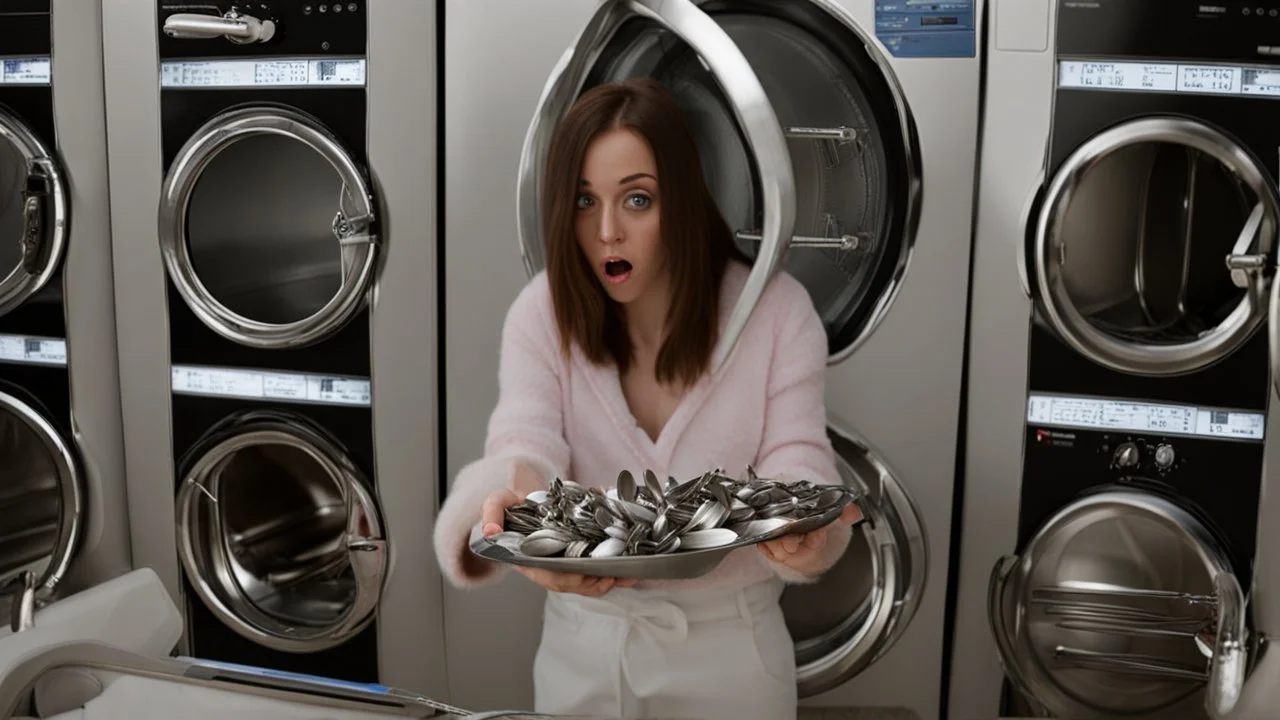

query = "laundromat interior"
[3,0,1280,718]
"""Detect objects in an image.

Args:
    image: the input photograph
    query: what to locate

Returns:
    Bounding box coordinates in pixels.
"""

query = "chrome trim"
[1270,267,1280,400]
[0,109,68,317]
[515,0,796,374]
[158,107,378,349]
[175,413,388,653]
[1208,570,1248,718]
[1033,117,1280,375]
[162,11,276,44]
[794,421,928,696]
[1,571,36,633]
[1014,171,1046,300]
[0,389,83,604]
[989,489,1253,717]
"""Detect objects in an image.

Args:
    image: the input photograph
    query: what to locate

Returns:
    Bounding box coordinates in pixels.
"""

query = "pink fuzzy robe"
[433,261,850,592]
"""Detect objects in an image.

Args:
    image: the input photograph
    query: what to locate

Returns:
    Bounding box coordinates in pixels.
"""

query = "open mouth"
[603,258,633,284]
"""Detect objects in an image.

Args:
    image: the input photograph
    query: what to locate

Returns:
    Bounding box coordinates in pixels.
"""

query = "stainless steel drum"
[1028,117,1279,376]
[159,107,378,349]
[0,388,82,618]
[0,106,67,317]
[780,424,926,696]
[989,488,1252,718]
[175,410,388,653]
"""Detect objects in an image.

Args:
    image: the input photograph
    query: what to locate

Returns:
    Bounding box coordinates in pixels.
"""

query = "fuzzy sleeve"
[433,276,572,588]
[753,277,851,585]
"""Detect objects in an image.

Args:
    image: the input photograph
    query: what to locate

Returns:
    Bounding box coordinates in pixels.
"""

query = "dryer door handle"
[163,12,276,44]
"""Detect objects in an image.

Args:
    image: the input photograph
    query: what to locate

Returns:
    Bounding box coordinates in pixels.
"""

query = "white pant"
[532,579,798,720]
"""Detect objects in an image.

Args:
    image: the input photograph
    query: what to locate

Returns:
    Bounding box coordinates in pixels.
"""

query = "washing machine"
[948,1,1280,718]
[0,1,132,626]
[442,0,981,716]
[100,0,448,698]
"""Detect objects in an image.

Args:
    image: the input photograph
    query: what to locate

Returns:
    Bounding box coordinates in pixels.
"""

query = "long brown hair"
[542,77,747,387]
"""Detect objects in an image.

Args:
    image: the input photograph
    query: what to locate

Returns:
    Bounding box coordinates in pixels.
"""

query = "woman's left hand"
[757,503,863,576]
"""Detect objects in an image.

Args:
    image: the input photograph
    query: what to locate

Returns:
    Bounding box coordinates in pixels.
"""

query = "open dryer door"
[0,385,82,624]
[517,0,921,366]
[781,423,926,697]
[0,106,67,317]
[175,410,388,654]
[1027,116,1280,376]
[158,107,379,349]
[988,489,1254,719]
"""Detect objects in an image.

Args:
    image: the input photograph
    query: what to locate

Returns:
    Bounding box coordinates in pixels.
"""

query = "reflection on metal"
[988,489,1255,718]
[175,411,388,653]
[0,390,82,618]
[159,107,379,349]
[516,0,796,375]
[780,423,927,697]
[2,571,36,632]
[518,0,921,364]
[162,10,277,44]
[0,108,67,318]
[1033,117,1280,375]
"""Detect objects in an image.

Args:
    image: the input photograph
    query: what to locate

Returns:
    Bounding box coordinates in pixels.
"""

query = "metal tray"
[468,496,860,580]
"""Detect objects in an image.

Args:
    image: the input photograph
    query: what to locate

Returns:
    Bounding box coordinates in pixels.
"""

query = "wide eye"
[625,193,651,210]
[575,194,594,210]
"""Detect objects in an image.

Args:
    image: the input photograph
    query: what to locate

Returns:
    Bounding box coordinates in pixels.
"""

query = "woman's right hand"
[479,487,635,597]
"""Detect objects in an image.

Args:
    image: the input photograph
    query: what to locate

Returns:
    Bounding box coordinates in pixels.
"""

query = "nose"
[598,205,622,245]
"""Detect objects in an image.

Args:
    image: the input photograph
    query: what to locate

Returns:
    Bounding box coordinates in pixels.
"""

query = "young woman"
[434,77,861,720]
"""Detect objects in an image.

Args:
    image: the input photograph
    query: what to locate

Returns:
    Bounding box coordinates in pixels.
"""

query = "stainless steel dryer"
[443,0,981,716]
[0,0,131,625]
[949,1,1280,718]
[100,0,447,696]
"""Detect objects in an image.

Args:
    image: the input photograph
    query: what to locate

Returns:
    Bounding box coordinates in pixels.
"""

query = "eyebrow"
[578,172,658,186]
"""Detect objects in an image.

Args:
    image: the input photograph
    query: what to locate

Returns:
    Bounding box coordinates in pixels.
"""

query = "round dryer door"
[159,107,379,349]
[1030,116,1280,376]
[0,387,82,611]
[989,489,1252,718]
[0,107,67,317]
[780,424,926,697]
[175,411,388,653]
[518,0,920,365]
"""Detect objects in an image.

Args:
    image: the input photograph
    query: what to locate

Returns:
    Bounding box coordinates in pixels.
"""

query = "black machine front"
[0,1,87,619]
[994,1,1279,716]
[158,0,385,683]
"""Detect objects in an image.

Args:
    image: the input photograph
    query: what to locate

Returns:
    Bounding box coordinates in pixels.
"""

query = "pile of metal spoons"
[493,466,859,560]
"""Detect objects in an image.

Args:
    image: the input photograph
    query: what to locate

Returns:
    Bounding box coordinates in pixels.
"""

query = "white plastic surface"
[0,568,182,678]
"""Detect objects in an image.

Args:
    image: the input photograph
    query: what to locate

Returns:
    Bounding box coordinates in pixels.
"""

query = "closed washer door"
[0,107,67,317]
[159,107,379,349]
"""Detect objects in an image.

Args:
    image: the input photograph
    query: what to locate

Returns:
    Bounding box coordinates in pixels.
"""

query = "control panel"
[1057,0,1280,64]
[158,1,366,60]
[1102,435,1182,475]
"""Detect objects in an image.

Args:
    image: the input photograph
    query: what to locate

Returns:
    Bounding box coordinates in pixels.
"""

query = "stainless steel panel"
[52,0,133,596]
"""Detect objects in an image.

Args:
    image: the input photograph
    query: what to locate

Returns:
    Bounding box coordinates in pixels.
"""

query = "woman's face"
[574,127,666,306]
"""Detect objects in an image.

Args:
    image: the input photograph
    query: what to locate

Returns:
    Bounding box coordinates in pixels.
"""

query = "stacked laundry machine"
[100,0,446,698]
[0,0,132,624]
[441,0,982,717]
[950,0,1280,718]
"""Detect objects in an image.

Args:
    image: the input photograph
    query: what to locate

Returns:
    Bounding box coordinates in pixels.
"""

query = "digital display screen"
[172,365,371,407]
[160,57,366,88]
[1027,393,1265,441]
[0,334,66,366]
[1059,59,1280,98]
[0,57,52,85]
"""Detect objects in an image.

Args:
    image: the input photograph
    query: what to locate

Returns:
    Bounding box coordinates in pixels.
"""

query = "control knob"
[1154,443,1176,470]
[1113,441,1141,469]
